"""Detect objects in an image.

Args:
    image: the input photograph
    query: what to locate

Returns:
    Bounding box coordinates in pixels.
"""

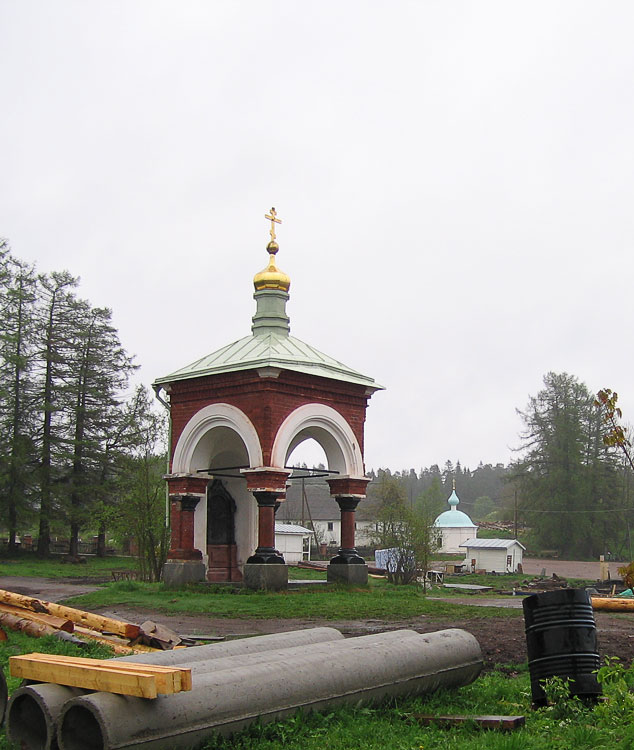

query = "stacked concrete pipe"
[7,627,344,750]
[57,629,483,750]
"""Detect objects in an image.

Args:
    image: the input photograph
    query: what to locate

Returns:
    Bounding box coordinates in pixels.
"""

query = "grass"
[197,664,631,750]
[0,631,113,750]
[2,626,630,750]
[287,566,326,580]
[61,579,521,621]
[437,573,596,593]
[0,551,136,579]
[0,552,622,748]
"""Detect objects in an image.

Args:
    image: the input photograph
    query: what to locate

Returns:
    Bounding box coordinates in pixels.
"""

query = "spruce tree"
[35,271,81,556]
[514,372,622,557]
[65,303,136,556]
[0,245,38,550]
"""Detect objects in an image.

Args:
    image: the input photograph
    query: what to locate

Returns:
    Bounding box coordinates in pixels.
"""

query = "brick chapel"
[153,209,383,589]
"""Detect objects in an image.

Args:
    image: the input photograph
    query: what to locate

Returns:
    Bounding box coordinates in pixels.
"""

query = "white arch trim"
[271,403,364,477]
[172,403,263,473]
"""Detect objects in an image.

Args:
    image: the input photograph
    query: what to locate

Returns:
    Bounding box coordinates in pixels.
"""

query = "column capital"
[334,496,361,513]
[169,494,201,513]
[166,474,209,496]
[252,490,283,508]
[326,475,371,497]
[241,467,291,493]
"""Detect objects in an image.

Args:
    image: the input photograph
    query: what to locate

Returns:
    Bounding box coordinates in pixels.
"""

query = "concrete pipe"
[7,684,85,750]
[6,627,344,750]
[117,628,412,678]
[114,626,344,666]
[58,629,483,750]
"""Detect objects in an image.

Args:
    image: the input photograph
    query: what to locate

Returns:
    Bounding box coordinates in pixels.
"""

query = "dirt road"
[0,575,101,601]
[2,571,633,670]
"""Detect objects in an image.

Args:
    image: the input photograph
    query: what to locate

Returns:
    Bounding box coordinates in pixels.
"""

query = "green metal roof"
[154,331,384,390]
[154,245,383,393]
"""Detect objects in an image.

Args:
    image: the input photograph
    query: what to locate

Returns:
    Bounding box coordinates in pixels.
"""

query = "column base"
[327,562,369,585]
[243,563,288,591]
[329,548,366,565]
[246,547,285,565]
[162,560,206,588]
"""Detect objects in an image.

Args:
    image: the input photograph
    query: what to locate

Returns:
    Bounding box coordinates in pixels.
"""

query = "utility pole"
[514,489,518,540]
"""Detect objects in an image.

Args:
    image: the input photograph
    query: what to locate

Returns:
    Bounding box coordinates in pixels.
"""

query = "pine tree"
[0,246,38,550]
[65,304,137,557]
[35,271,81,556]
[514,372,622,557]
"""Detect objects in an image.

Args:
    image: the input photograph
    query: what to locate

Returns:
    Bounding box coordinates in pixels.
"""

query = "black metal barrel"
[523,588,602,706]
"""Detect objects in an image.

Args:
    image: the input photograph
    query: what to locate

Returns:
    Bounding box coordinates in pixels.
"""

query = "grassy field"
[0,552,547,620]
[199,665,630,750]
[62,579,522,620]
[0,552,625,750]
[0,552,136,579]
[1,626,630,750]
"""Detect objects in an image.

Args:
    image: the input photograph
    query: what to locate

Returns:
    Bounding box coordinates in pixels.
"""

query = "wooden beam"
[72,626,157,655]
[0,589,140,639]
[411,715,526,731]
[9,654,191,698]
[591,596,634,612]
[0,611,62,639]
[0,602,74,632]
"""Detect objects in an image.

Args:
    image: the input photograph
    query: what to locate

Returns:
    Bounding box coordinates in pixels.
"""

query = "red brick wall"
[167,369,371,470]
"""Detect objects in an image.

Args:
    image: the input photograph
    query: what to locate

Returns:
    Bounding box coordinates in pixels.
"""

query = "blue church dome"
[434,488,476,528]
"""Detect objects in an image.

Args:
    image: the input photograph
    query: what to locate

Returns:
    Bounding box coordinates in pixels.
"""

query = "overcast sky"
[2,2,633,473]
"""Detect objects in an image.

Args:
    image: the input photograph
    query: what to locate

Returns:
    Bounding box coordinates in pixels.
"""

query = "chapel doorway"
[206,479,241,581]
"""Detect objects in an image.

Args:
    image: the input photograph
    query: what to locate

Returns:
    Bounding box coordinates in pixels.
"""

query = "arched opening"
[172,404,263,582]
[172,403,263,473]
[271,404,365,477]
[286,437,329,470]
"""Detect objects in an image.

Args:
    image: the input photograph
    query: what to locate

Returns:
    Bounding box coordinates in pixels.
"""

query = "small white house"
[434,485,478,554]
[459,538,525,573]
[274,523,314,564]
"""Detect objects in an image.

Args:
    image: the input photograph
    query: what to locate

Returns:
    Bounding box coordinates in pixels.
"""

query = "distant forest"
[293,460,510,523]
[365,462,509,521]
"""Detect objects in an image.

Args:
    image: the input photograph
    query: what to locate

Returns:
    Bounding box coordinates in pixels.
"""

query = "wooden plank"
[74,626,160,654]
[443,584,494,592]
[10,656,158,698]
[0,589,140,639]
[411,714,525,731]
[139,620,182,649]
[10,654,191,695]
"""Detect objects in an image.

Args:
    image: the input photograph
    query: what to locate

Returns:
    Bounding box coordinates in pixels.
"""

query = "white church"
[433,482,477,554]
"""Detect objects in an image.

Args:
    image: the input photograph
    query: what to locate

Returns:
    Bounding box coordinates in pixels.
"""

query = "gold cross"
[265,207,282,242]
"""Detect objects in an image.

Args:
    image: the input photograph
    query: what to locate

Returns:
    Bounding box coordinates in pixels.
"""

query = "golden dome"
[253,240,291,292]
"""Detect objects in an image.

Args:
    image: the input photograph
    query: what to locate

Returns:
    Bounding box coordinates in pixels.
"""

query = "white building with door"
[459,538,525,573]
[274,523,314,563]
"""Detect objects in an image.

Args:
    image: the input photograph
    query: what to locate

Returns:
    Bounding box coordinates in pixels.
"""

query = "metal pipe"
[58,630,482,750]
[6,627,343,750]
